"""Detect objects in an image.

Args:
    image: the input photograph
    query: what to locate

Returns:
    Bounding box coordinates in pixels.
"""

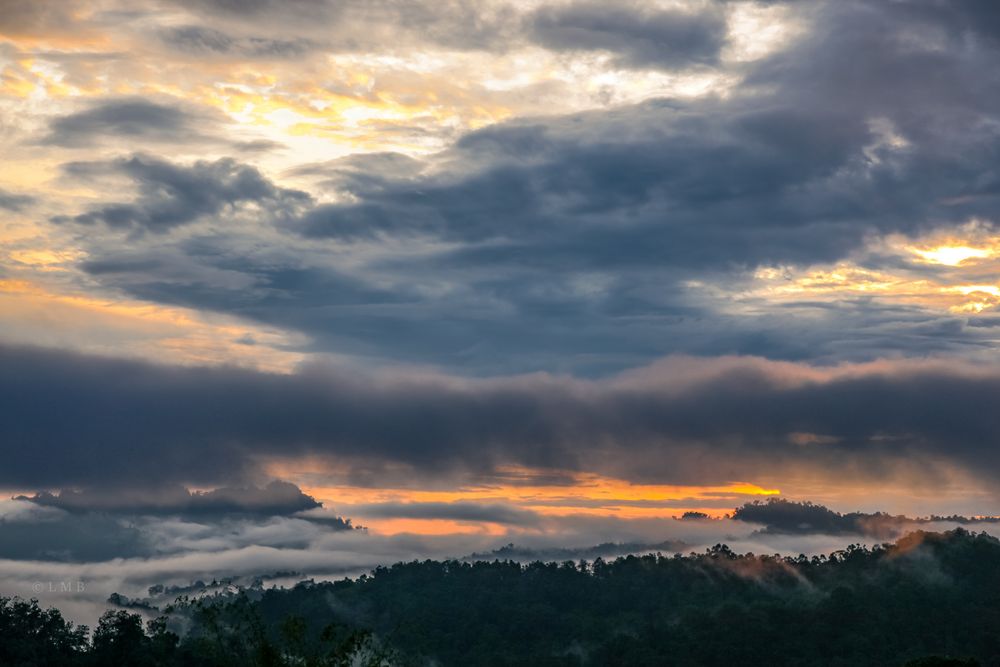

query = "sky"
[2,0,1000,623]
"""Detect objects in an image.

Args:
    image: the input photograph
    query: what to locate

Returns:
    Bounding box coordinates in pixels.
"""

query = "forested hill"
[3,529,999,666]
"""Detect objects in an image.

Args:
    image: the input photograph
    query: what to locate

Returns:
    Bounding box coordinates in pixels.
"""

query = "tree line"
[2,528,998,666]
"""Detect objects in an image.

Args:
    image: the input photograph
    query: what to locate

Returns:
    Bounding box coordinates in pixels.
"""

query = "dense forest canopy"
[2,528,998,666]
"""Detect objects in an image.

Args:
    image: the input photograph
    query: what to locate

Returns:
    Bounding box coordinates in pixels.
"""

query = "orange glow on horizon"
[265,461,779,534]
[284,466,778,506]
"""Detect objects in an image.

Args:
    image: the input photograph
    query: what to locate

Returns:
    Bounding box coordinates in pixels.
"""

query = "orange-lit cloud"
[733,226,1000,316]
[912,245,992,266]
[0,277,305,371]
[266,462,779,534]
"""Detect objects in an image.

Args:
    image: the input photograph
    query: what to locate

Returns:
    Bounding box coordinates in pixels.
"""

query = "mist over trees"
[2,529,999,665]
[732,498,1000,538]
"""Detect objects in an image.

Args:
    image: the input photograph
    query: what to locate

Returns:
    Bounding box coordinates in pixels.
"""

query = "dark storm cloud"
[78,226,1000,376]
[17,481,321,517]
[526,1,727,69]
[166,0,730,60]
[4,0,514,54]
[129,0,986,372]
[288,152,425,192]
[745,1,1000,139]
[52,154,312,232]
[166,0,518,52]
[0,187,34,212]
[80,241,705,375]
[877,0,1000,50]
[41,97,218,147]
[80,241,411,361]
[170,0,333,17]
[295,0,1000,266]
[158,25,313,58]
[3,343,1000,490]
[297,90,996,271]
[0,508,148,561]
[35,0,1000,374]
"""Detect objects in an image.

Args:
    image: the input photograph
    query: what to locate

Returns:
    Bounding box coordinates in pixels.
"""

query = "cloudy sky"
[2,0,1000,621]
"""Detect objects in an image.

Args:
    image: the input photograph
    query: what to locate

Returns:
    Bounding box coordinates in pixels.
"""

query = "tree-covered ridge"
[3,529,1000,666]
[732,498,1000,538]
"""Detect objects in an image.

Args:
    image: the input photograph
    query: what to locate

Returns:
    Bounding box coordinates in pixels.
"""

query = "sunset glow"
[292,470,780,533]
[913,245,992,266]
[4,2,1000,649]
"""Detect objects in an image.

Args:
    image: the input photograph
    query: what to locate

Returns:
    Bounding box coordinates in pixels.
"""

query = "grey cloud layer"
[527,1,727,69]
[0,503,147,561]
[52,0,1000,373]
[298,1,1000,263]
[3,343,1000,490]
[53,154,311,232]
[162,0,519,54]
[0,481,354,564]
[157,25,314,58]
[6,0,736,70]
[0,187,34,212]
[165,0,724,59]
[18,481,322,516]
[0,500,350,563]
[41,98,222,148]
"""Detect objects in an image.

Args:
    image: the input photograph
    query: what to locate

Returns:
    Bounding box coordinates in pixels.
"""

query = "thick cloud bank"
[733,498,1000,539]
[3,343,999,489]
[17,481,322,517]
